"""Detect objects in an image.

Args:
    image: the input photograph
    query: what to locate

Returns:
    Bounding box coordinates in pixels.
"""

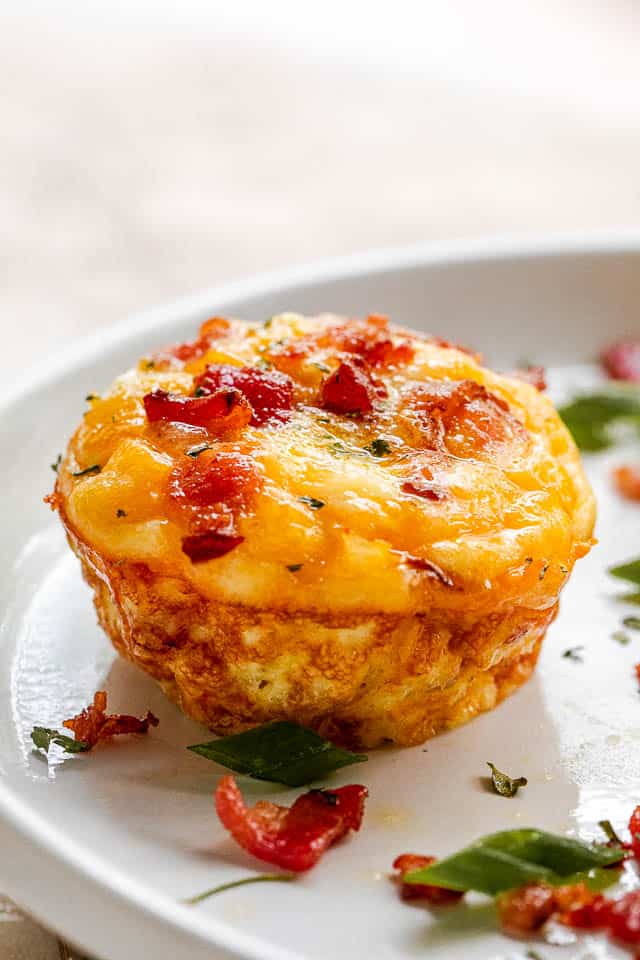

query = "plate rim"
[2,229,640,960]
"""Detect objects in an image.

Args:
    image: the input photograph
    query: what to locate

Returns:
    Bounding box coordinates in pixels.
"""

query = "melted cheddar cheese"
[57,312,594,616]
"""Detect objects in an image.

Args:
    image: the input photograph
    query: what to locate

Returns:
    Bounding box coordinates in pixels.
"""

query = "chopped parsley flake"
[286,563,303,572]
[487,761,528,798]
[613,630,631,645]
[298,496,325,510]
[186,443,212,458]
[562,646,584,662]
[85,394,99,402]
[365,438,391,457]
[311,361,330,373]
[116,508,127,518]
[623,616,640,631]
[51,454,62,473]
[72,464,101,477]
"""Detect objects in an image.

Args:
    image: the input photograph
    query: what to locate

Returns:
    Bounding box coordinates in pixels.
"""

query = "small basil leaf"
[487,762,528,797]
[610,559,640,587]
[623,616,640,630]
[188,720,367,786]
[558,390,640,451]
[31,727,90,754]
[403,828,624,896]
[598,819,622,845]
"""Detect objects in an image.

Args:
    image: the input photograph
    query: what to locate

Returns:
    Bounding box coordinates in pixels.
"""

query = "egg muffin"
[50,313,594,748]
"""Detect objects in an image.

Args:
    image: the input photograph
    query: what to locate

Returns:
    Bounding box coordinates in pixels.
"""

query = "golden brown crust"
[67,517,550,748]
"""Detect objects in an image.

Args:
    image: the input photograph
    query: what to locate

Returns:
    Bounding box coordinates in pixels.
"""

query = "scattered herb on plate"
[401,828,625,896]
[31,727,90,754]
[610,558,640,586]
[286,563,303,572]
[599,819,623,845]
[624,616,640,631]
[184,872,295,905]
[487,762,528,798]
[50,454,62,473]
[558,387,640,451]
[562,646,584,661]
[188,720,367,786]
[613,630,631,645]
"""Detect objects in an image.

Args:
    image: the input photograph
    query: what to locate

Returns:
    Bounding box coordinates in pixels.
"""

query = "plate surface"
[2,236,640,960]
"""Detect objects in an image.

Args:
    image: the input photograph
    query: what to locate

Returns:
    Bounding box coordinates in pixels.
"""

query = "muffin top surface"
[56,313,595,613]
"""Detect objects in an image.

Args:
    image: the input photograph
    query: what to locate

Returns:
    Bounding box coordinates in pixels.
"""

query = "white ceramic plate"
[2,235,640,960]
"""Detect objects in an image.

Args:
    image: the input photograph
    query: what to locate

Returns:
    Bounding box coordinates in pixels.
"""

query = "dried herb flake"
[487,762,528,798]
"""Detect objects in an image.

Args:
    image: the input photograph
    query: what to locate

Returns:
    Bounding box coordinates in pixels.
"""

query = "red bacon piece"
[613,464,640,502]
[509,366,547,391]
[143,388,251,431]
[62,691,158,748]
[154,317,231,365]
[168,451,260,561]
[321,360,380,415]
[318,316,415,369]
[215,775,368,873]
[392,854,463,904]
[601,338,640,383]
[194,365,293,426]
[181,531,244,562]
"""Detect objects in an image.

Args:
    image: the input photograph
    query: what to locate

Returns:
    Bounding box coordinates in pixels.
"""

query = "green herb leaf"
[286,563,303,572]
[562,646,584,661]
[187,720,367,787]
[85,394,99,402]
[623,616,640,631]
[599,819,622,845]
[403,828,624,896]
[487,762,528,798]
[365,438,391,457]
[72,464,101,478]
[51,454,62,473]
[558,388,640,451]
[184,872,295,906]
[193,386,208,398]
[612,630,631,645]
[116,508,127,518]
[31,727,90,754]
[610,559,640,587]
[311,361,330,373]
[186,442,213,458]
[298,496,325,511]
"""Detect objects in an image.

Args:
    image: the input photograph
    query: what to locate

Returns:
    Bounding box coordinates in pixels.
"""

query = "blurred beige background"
[0,0,639,955]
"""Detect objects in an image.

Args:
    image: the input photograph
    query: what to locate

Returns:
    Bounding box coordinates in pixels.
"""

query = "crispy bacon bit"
[498,882,595,937]
[564,891,640,946]
[321,360,380,415]
[497,883,557,935]
[143,388,252,432]
[168,450,260,558]
[62,691,158,748]
[215,775,367,873]
[563,893,612,930]
[629,804,640,858]
[392,854,463,904]
[613,464,640,502]
[601,338,640,383]
[404,378,525,457]
[426,336,480,360]
[154,316,231,365]
[401,465,445,501]
[318,317,415,369]
[181,531,244,562]
[509,366,547,391]
[194,364,293,426]
[392,550,455,587]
